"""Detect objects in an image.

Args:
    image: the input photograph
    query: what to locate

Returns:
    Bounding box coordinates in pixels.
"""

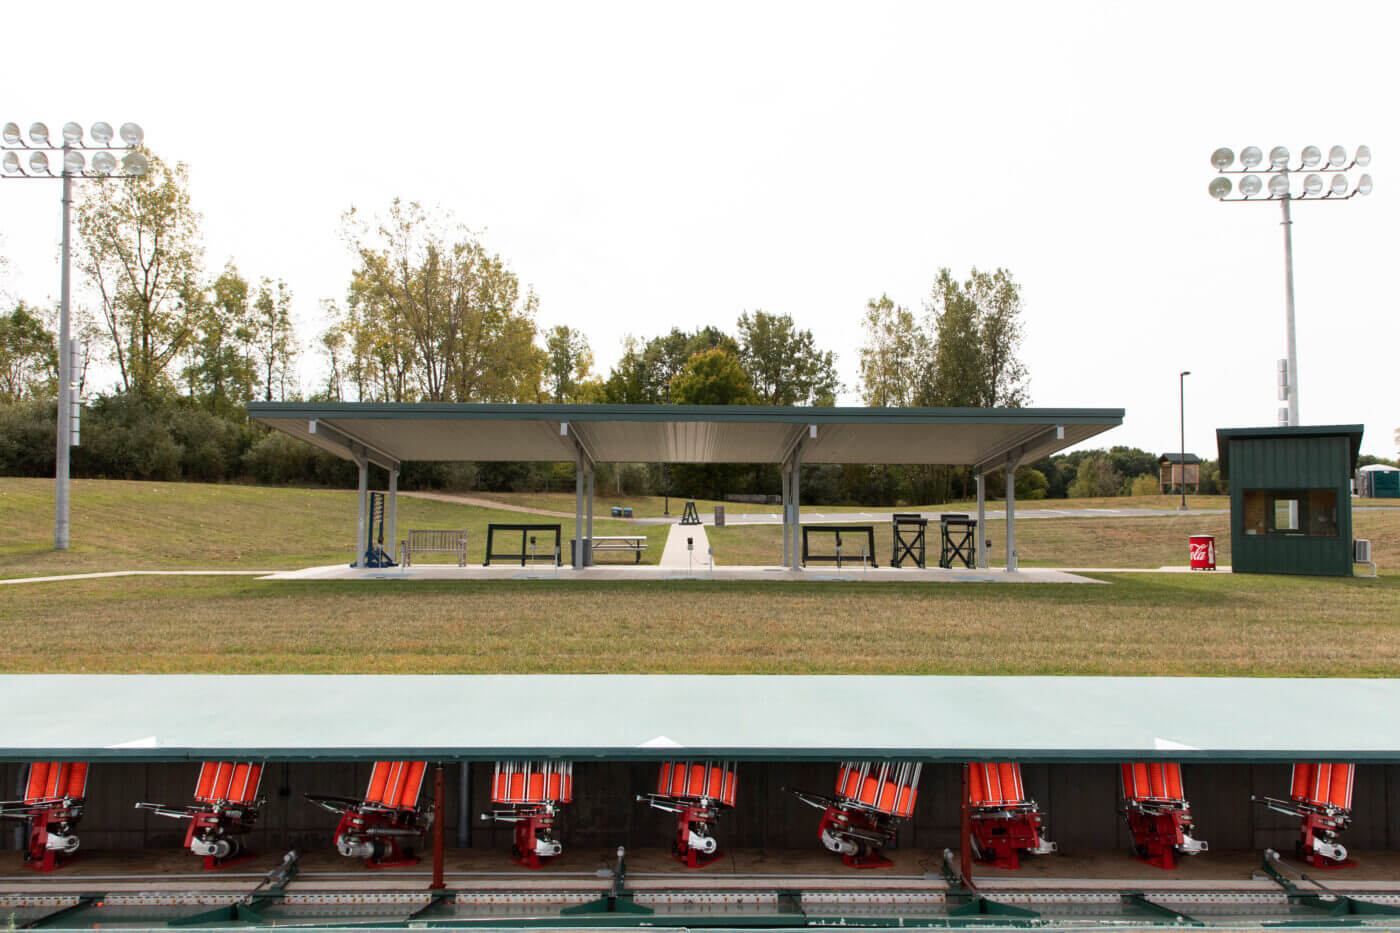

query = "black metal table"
[802,525,878,568]
[891,513,928,568]
[484,523,563,566]
[939,514,977,569]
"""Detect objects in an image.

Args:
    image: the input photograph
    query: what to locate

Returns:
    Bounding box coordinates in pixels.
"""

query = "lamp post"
[1208,144,1372,427]
[1179,371,1190,511]
[2,121,149,549]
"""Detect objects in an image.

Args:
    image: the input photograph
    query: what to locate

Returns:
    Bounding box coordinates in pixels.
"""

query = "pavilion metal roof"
[3,675,1397,763]
[246,402,1123,469]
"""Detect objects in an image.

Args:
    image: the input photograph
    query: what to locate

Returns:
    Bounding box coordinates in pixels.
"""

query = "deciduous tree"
[736,310,838,406]
[858,295,924,407]
[0,303,57,402]
[545,325,594,402]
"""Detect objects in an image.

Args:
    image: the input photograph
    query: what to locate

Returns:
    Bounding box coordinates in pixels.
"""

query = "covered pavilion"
[247,402,1124,571]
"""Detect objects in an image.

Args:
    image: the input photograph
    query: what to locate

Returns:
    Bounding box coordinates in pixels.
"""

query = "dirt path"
[401,490,577,518]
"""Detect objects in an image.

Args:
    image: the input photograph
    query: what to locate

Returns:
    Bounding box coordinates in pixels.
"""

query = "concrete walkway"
[0,570,283,586]
[659,523,712,569]
[638,507,1233,526]
[262,563,1106,583]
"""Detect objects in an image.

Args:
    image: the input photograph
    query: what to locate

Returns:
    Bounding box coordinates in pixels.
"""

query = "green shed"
[1216,424,1362,576]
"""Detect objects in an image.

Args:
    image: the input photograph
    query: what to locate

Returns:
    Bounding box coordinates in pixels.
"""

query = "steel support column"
[961,762,974,887]
[780,466,791,566]
[574,454,585,569]
[386,465,399,561]
[975,472,986,569]
[354,455,369,568]
[585,466,595,567]
[789,447,802,572]
[457,764,471,847]
[1005,457,1019,573]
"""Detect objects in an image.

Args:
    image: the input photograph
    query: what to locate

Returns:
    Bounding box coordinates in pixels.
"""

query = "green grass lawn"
[0,573,1394,676]
[0,478,668,577]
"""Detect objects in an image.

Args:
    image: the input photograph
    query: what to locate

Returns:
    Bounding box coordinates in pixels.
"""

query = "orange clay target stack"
[787,761,921,868]
[483,761,573,868]
[135,761,265,869]
[0,762,88,871]
[1119,762,1207,869]
[1254,762,1356,869]
[638,761,737,867]
[304,761,432,868]
[968,762,1057,870]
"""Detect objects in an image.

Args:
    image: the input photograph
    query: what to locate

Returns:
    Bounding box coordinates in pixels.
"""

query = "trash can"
[714,505,725,527]
[1188,534,1216,571]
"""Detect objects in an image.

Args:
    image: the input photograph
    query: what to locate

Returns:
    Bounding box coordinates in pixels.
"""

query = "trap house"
[1216,424,1362,577]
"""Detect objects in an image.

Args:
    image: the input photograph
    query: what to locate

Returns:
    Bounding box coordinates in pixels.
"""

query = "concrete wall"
[6,761,1399,855]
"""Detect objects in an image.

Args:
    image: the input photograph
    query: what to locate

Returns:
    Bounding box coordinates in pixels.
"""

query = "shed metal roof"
[2,675,1397,764]
[247,402,1123,468]
[1216,424,1363,479]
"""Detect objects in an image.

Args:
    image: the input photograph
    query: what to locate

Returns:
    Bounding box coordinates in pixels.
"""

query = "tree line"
[0,146,1239,502]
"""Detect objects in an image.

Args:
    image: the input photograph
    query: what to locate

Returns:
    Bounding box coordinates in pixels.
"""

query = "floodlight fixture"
[1209,176,1233,199]
[1329,174,1348,197]
[0,117,152,551]
[1239,174,1262,197]
[1357,173,1372,195]
[1355,145,1371,167]
[1240,146,1263,168]
[1269,146,1290,168]
[1211,147,1235,170]
[1328,145,1347,168]
[1303,173,1323,196]
[1301,145,1321,167]
[1268,174,1290,197]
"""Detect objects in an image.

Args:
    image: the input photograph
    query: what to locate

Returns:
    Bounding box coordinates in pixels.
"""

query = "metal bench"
[801,525,878,568]
[574,535,648,564]
[485,524,562,566]
[399,529,469,567]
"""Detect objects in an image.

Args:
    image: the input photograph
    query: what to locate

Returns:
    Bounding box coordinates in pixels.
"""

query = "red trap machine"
[135,761,265,869]
[304,761,431,868]
[1119,762,1207,869]
[482,761,573,868]
[968,762,1057,870]
[787,761,922,868]
[0,762,88,872]
[637,761,737,868]
[1254,762,1356,869]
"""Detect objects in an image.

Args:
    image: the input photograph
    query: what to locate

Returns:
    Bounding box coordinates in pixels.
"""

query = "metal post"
[574,454,585,569]
[975,473,986,569]
[586,466,594,567]
[789,448,802,571]
[780,466,791,566]
[386,465,399,556]
[54,162,73,550]
[457,764,471,847]
[1179,371,1190,510]
[430,764,445,890]
[354,456,369,568]
[960,763,973,886]
[1281,195,1298,426]
[1005,458,1017,573]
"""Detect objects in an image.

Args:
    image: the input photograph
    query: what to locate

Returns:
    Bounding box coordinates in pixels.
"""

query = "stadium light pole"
[1179,371,1190,511]
[1208,144,1372,427]
[1,121,149,549]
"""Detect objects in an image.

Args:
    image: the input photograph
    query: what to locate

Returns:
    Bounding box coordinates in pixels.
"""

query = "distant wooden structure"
[1159,453,1201,494]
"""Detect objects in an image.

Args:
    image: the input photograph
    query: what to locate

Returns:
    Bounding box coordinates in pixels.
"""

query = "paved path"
[0,570,282,586]
[660,524,713,569]
[636,507,1233,527]
[401,490,576,518]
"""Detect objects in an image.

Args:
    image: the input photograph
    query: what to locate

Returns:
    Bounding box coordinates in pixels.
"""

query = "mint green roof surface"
[2,675,1398,763]
[247,402,1123,466]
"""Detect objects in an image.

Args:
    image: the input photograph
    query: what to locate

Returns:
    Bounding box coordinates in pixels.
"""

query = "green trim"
[1215,424,1363,479]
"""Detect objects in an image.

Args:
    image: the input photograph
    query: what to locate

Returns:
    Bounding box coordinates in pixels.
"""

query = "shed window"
[1242,489,1338,536]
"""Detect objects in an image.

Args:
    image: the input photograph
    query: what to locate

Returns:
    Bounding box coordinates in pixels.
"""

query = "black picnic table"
[484,523,563,566]
[801,524,878,569]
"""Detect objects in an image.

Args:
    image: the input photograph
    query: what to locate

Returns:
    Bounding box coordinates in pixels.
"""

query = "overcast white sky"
[2,1,1395,459]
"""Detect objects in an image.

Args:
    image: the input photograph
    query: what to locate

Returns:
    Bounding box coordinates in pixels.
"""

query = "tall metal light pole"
[1179,371,1190,511]
[2,121,148,549]
[1208,144,1372,426]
